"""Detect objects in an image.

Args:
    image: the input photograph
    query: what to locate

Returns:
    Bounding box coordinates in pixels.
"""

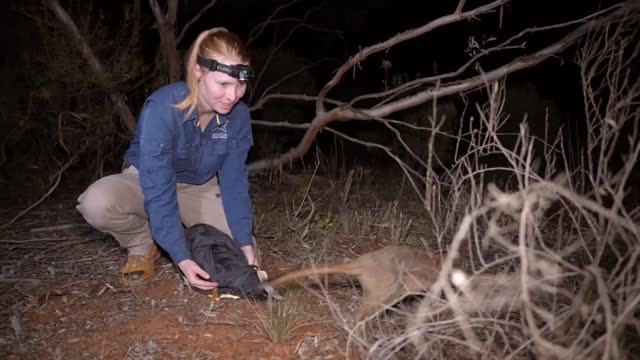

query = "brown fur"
[264,245,440,319]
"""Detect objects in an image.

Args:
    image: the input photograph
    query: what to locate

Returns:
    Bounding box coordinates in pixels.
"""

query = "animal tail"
[260,264,358,289]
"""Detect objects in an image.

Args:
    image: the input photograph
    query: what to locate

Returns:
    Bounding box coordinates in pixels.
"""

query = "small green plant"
[314,211,335,232]
[255,298,301,344]
[282,284,305,299]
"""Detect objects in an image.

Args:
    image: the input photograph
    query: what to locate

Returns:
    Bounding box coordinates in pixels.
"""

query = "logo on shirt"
[211,122,228,139]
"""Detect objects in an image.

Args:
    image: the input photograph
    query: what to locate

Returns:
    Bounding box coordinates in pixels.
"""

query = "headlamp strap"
[196,55,253,81]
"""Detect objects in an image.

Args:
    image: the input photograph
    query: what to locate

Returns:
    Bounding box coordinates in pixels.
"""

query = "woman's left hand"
[240,245,259,267]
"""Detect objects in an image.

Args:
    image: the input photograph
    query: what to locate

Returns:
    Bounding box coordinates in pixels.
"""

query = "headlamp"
[196,55,254,82]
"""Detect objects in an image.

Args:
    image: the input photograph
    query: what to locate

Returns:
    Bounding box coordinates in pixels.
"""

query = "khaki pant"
[76,166,242,257]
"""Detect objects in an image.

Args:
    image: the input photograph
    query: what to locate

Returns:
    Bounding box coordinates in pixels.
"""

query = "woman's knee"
[76,177,133,229]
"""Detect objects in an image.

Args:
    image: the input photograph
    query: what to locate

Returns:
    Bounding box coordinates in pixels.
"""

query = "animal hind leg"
[356,289,403,320]
[356,275,400,320]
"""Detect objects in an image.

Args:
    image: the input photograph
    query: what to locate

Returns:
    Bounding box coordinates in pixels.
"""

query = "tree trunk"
[149,0,182,83]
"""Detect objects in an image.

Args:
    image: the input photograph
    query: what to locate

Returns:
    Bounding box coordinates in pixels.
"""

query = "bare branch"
[177,0,217,44]
[148,0,165,25]
[250,2,334,103]
[361,5,629,119]
[45,0,136,133]
[127,0,142,50]
[249,1,636,172]
[250,93,343,112]
[323,126,426,201]
[251,119,309,129]
[253,57,336,105]
[248,109,336,172]
[351,6,619,110]
[455,0,466,14]
[248,0,301,45]
[1,141,91,229]
[315,0,510,113]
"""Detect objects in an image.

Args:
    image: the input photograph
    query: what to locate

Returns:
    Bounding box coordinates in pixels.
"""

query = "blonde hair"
[174,28,251,117]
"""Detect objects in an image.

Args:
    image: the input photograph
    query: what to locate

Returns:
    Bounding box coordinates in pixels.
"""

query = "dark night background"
[0,0,634,203]
[1,2,639,358]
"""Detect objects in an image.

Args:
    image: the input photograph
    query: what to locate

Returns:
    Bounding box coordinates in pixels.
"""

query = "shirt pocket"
[140,138,170,157]
[173,143,198,171]
[138,139,174,182]
[210,138,230,154]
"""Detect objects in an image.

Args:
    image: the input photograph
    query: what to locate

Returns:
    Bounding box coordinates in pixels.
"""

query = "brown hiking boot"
[121,244,160,285]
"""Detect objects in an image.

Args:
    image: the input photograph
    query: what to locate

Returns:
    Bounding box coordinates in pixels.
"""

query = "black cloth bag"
[185,224,266,299]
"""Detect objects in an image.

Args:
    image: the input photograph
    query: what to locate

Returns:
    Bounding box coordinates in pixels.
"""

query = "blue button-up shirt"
[124,82,253,264]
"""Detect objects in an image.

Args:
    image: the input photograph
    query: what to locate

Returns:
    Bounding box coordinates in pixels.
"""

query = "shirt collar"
[190,110,230,129]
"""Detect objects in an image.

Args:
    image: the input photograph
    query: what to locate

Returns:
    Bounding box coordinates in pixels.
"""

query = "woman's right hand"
[177,259,218,290]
